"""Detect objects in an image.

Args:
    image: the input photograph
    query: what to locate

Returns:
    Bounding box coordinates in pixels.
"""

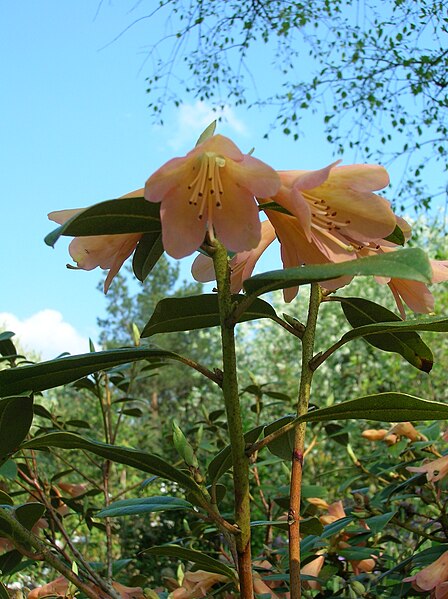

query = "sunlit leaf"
[96,496,194,518]
[208,425,264,482]
[244,249,431,296]
[45,197,161,247]
[0,347,182,396]
[22,432,200,494]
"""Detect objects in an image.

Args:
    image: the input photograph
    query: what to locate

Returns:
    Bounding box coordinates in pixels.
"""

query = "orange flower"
[48,189,143,292]
[361,428,389,441]
[144,134,279,259]
[301,555,325,590]
[388,422,425,442]
[191,220,276,292]
[271,163,396,259]
[403,550,448,595]
[169,570,228,598]
[407,454,448,483]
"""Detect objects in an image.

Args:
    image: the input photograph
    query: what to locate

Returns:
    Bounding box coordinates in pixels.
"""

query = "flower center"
[187,152,226,220]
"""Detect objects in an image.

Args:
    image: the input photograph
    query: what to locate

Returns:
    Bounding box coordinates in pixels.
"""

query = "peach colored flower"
[301,555,325,591]
[351,556,378,575]
[144,134,280,259]
[388,422,426,442]
[270,162,396,259]
[403,550,448,595]
[307,497,330,510]
[362,428,389,441]
[191,220,276,292]
[48,189,143,293]
[169,570,228,598]
[28,577,145,599]
[407,454,448,482]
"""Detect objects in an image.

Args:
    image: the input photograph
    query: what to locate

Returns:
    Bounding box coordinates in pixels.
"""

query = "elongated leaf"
[208,425,264,482]
[263,416,294,460]
[141,295,276,337]
[0,490,13,505]
[0,551,23,576]
[0,581,9,599]
[340,314,448,342]
[0,396,34,464]
[45,197,161,247]
[142,544,237,580]
[21,432,200,493]
[196,120,216,145]
[339,297,433,371]
[291,393,448,428]
[96,496,193,518]
[132,231,164,282]
[243,249,432,296]
[0,347,181,396]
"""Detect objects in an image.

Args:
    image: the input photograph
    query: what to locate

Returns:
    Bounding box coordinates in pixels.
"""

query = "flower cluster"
[49,131,448,312]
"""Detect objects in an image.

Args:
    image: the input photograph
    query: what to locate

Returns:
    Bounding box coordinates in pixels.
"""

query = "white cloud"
[0,310,91,361]
[168,101,248,150]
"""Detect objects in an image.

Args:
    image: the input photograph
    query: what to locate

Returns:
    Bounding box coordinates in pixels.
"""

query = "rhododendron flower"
[362,428,389,441]
[48,189,143,293]
[191,220,276,291]
[169,570,228,598]
[144,134,280,259]
[270,162,396,258]
[301,555,325,591]
[388,422,425,442]
[407,454,448,482]
[403,550,448,596]
[28,576,145,599]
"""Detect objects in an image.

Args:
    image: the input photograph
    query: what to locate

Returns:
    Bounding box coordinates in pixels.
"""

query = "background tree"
[117,0,447,210]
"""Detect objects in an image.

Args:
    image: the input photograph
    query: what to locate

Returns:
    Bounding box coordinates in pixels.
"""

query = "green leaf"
[0,395,34,464]
[243,248,432,296]
[297,393,448,426]
[142,544,237,580]
[14,503,46,530]
[338,547,379,560]
[45,197,161,247]
[196,120,217,145]
[141,295,276,337]
[364,511,396,534]
[383,224,405,246]
[0,347,181,396]
[208,425,264,483]
[0,489,13,506]
[96,496,194,518]
[339,297,433,372]
[132,231,164,282]
[0,460,17,480]
[0,550,23,576]
[264,416,294,460]
[0,331,17,358]
[0,581,9,599]
[22,432,200,494]
[258,201,293,216]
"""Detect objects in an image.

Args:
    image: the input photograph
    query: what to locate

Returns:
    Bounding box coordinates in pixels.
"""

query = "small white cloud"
[0,310,90,361]
[168,101,248,150]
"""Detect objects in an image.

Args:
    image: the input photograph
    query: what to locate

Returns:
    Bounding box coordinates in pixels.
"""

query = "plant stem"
[289,283,321,599]
[212,238,254,599]
[0,507,101,599]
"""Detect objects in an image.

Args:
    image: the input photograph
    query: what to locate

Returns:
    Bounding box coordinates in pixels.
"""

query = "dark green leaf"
[45,197,161,247]
[208,425,264,482]
[338,547,379,560]
[264,416,294,460]
[383,224,405,246]
[365,511,396,534]
[0,332,17,359]
[0,396,34,464]
[96,496,194,518]
[0,550,23,575]
[132,231,164,282]
[0,581,9,599]
[339,297,434,371]
[22,432,200,494]
[0,347,181,396]
[0,490,13,506]
[141,295,276,337]
[14,503,46,530]
[298,393,448,426]
[258,201,293,216]
[0,460,17,480]
[142,544,237,580]
[243,249,432,296]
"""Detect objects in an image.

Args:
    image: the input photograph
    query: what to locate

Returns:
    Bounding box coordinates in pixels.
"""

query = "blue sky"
[0,2,444,359]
